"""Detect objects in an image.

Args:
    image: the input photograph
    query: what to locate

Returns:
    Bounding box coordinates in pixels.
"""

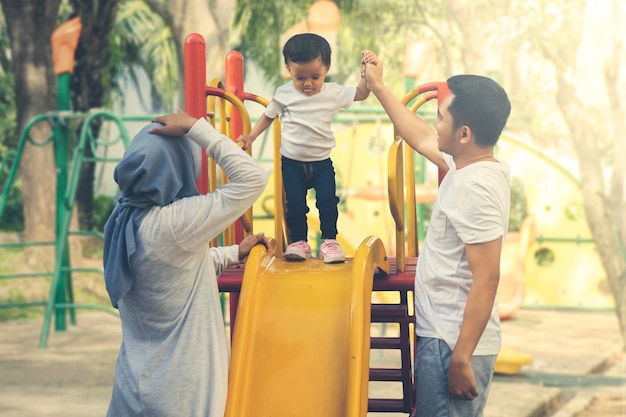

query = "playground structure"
[185,32,423,415]
[0,17,131,343]
[495,135,611,310]
[0,26,417,414]
[225,236,388,417]
[0,23,612,416]
[183,33,536,414]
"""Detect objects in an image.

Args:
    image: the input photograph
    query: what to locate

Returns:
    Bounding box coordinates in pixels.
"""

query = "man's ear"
[459,126,471,143]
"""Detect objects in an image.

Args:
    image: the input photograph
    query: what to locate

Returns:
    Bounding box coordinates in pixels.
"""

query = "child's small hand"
[362,50,383,90]
[237,134,254,151]
[361,50,378,65]
[361,50,378,79]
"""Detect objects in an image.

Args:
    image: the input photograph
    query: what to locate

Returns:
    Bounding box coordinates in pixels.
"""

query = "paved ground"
[0,308,623,417]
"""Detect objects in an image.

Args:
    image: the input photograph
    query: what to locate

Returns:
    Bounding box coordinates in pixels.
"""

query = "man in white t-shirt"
[364,54,511,417]
[238,33,372,263]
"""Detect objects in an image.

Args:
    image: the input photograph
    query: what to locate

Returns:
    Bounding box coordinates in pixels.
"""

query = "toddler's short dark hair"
[283,33,331,67]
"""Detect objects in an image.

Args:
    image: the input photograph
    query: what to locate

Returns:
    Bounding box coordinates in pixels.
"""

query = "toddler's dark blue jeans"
[281,156,340,243]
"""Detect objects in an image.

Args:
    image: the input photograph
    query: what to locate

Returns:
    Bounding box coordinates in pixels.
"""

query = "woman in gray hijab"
[103,110,269,417]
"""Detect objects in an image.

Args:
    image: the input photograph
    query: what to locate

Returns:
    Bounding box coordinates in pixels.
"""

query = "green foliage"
[0,189,112,234]
[109,0,178,111]
[0,288,43,321]
[56,0,75,24]
[0,7,10,75]
[231,0,294,86]
[232,0,448,96]
[0,72,16,150]
[92,194,116,232]
[0,248,42,321]
[232,0,366,88]
[509,176,527,232]
[0,246,18,273]
[0,185,23,232]
[336,0,446,92]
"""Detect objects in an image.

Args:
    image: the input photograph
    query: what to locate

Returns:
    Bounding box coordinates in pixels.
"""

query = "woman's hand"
[149,109,198,136]
[238,232,270,260]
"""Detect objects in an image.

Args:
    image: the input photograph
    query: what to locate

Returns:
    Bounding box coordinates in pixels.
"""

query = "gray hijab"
[103,122,202,308]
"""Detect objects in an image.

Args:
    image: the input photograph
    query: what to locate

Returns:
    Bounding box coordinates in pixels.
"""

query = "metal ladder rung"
[369,367,404,381]
[368,398,412,413]
[370,337,402,349]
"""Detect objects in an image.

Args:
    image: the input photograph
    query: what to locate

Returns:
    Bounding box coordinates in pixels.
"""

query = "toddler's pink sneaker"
[319,239,346,264]
[284,240,311,261]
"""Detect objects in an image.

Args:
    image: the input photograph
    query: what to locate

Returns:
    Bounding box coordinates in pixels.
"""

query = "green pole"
[53,72,71,331]
[42,17,82,343]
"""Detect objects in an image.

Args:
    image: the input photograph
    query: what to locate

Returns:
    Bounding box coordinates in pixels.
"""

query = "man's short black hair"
[447,75,511,147]
[283,33,331,67]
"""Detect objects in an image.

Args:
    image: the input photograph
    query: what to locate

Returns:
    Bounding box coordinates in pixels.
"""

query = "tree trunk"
[1,0,62,266]
[552,69,626,346]
[532,0,626,348]
[604,41,626,248]
[70,0,121,232]
[447,0,626,347]
[602,39,626,347]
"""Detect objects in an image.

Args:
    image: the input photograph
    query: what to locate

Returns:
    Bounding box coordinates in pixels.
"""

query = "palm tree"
[70,0,178,232]
[110,0,178,111]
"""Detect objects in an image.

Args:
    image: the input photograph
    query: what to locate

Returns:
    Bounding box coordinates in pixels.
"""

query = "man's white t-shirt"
[414,153,511,355]
[265,82,356,161]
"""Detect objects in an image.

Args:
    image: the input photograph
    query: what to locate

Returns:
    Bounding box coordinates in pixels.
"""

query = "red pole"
[225,50,245,134]
[184,33,209,194]
[225,51,246,242]
[224,51,246,332]
[435,82,450,185]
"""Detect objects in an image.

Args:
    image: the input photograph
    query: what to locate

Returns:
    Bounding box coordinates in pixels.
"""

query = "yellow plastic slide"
[225,236,389,417]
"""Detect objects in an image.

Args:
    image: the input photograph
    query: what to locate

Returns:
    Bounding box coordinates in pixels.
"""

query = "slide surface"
[225,237,388,417]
